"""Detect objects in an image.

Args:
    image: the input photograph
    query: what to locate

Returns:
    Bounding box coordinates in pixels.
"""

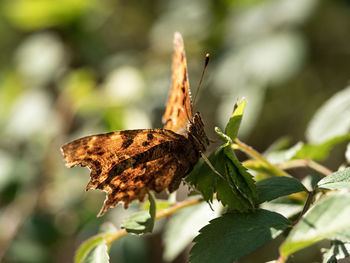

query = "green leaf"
[188,126,257,211]
[215,127,257,211]
[84,239,109,263]
[225,98,246,140]
[190,209,290,263]
[75,234,111,263]
[322,240,350,263]
[294,134,350,161]
[306,86,350,144]
[257,176,307,204]
[163,201,220,261]
[317,167,350,190]
[280,193,350,258]
[121,193,156,234]
[186,151,219,202]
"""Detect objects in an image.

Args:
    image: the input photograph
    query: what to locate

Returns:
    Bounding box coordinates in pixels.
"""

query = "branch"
[278,159,333,177]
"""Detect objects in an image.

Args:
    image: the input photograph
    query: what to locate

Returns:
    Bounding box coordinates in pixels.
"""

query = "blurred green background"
[1,0,350,262]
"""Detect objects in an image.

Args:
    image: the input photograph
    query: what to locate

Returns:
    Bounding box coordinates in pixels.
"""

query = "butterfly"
[61,32,209,216]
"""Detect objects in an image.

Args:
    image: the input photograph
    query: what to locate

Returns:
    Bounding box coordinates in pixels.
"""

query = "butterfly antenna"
[192,53,210,112]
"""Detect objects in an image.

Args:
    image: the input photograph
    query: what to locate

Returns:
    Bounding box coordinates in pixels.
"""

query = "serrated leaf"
[257,176,307,204]
[317,167,350,190]
[121,193,156,234]
[224,146,258,202]
[188,126,257,211]
[322,240,350,263]
[84,239,109,263]
[225,98,246,140]
[266,142,303,164]
[163,201,220,261]
[280,193,350,258]
[190,209,290,263]
[186,151,219,202]
[306,86,350,144]
[294,134,350,161]
[75,234,112,263]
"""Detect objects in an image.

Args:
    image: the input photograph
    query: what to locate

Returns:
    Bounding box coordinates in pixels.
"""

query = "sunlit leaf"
[225,98,246,140]
[121,193,156,234]
[83,238,109,263]
[280,194,350,258]
[322,240,350,263]
[75,234,111,263]
[306,86,350,144]
[163,201,220,261]
[294,134,350,161]
[317,167,350,190]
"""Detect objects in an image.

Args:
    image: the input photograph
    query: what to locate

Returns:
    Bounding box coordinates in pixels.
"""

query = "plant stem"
[293,190,315,226]
[106,197,203,245]
[234,138,291,177]
[278,159,332,176]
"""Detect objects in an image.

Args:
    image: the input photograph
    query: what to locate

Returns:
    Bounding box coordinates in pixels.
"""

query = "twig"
[278,159,332,177]
[234,138,291,177]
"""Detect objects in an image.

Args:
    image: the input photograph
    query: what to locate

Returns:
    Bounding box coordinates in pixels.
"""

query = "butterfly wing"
[61,129,196,216]
[162,32,193,135]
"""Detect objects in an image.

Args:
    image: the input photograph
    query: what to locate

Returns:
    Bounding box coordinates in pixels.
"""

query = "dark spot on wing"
[96,151,104,156]
[122,139,133,149]
[182,97,186,106]
[147,134,154,140]
[142,141,150,147]
[181,87,185,93]
[177,108,181,117]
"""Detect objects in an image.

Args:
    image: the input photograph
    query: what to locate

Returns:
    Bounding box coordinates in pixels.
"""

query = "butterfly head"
[187,112,209,153]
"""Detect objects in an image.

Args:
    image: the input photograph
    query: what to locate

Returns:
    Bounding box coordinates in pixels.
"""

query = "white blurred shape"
[149,0,210,51]
[104,66,145,103]
[6,91,53,137]
[124,108,152,130]
[306,86,350,143]
[232,0,319,41]
[15,32,67,87]
[346,143,350,164]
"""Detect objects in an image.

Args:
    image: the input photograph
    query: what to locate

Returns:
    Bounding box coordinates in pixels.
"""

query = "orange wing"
[162,32,193,135]
[61,129,193,216]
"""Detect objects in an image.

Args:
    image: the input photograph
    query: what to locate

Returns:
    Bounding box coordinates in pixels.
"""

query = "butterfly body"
[61,32,209,216]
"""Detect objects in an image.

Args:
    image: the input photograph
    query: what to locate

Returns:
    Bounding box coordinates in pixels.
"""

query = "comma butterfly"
[61,32,209,216]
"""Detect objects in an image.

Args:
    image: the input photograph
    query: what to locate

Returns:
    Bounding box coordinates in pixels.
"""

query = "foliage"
[73,94,350,263]
[2,0,350,263]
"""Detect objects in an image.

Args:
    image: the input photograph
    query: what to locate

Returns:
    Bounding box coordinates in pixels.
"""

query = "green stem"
[234,138,291,177]
[293,190,315,226]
